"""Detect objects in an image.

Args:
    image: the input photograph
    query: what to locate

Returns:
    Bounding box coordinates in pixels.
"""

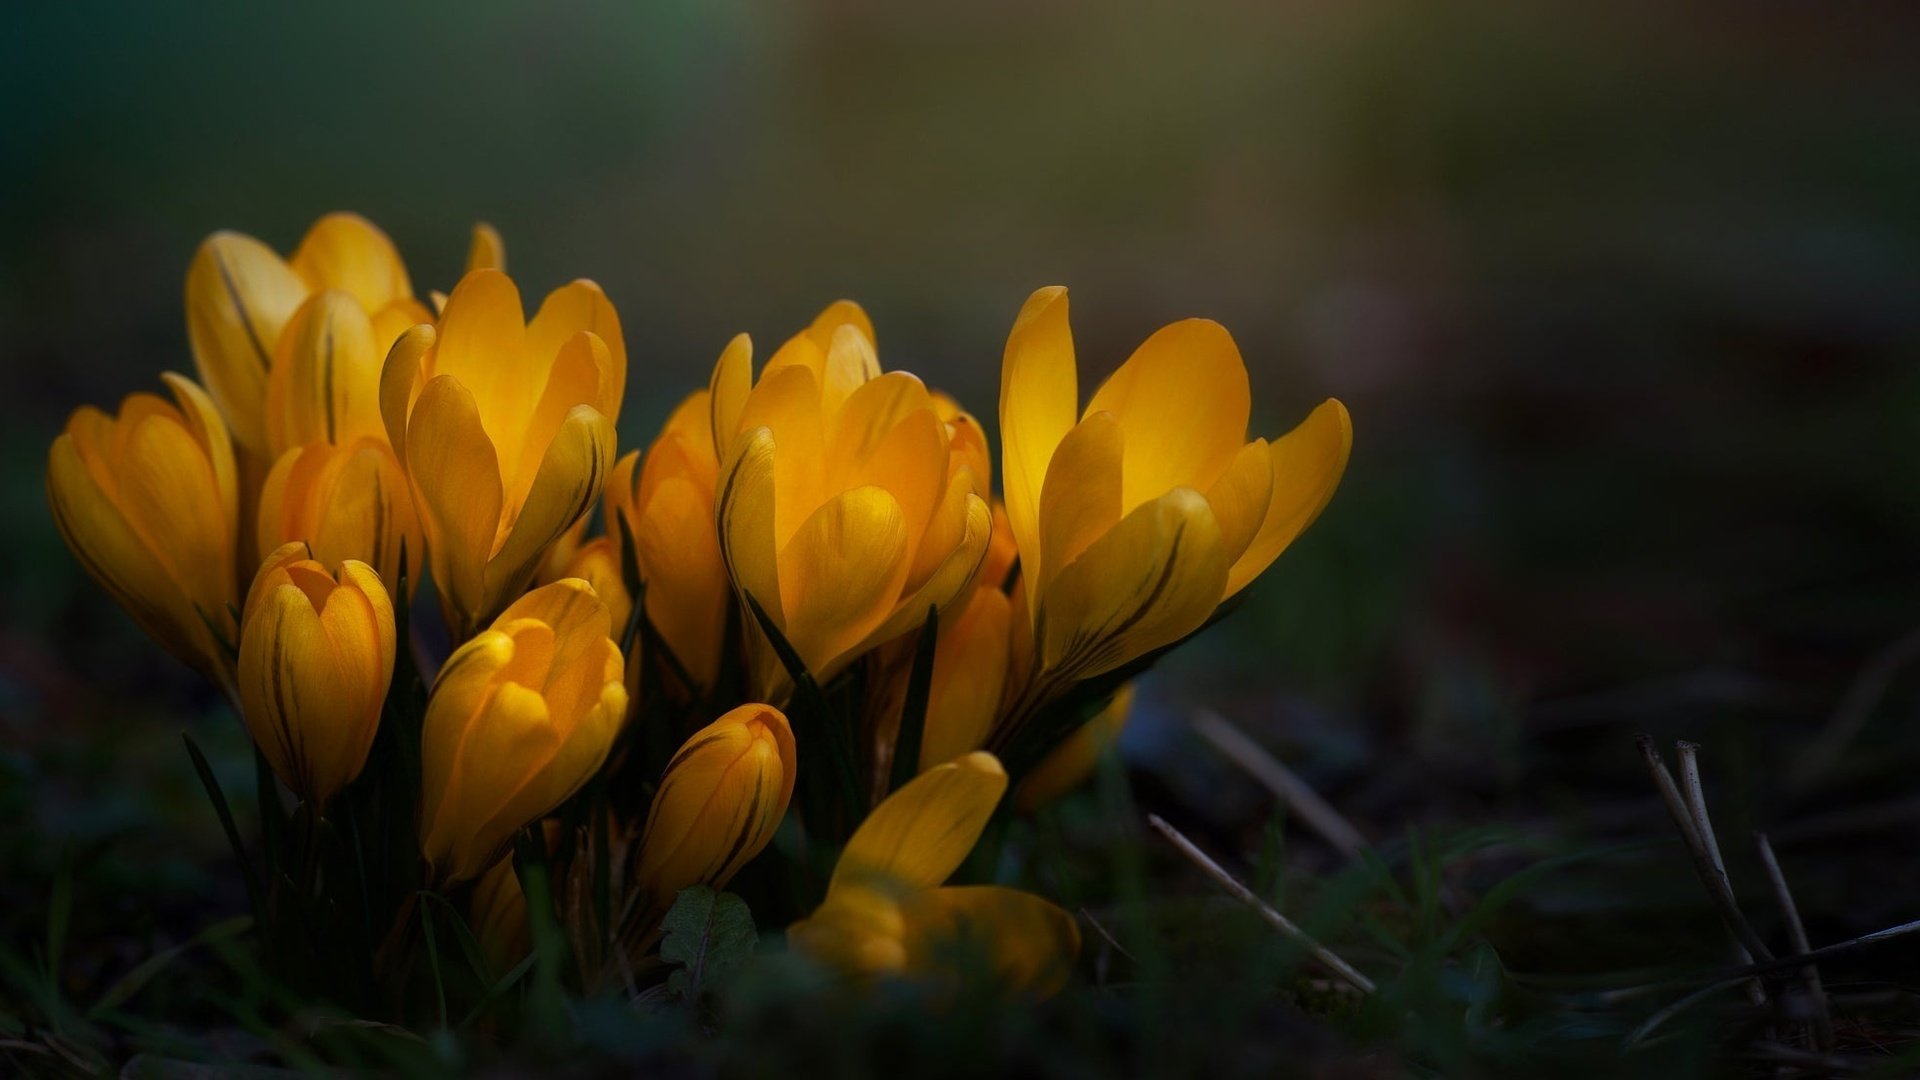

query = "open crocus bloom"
[995,286,1351,731]
[381,269,626,638]
[46,373,240,686]
[711,302,992,694]
[418,578,628,883]
[186,212,432,460]
[788,752,1079,996]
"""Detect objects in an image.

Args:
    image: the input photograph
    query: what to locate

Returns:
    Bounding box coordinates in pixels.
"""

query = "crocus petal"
[161,373,240,531]
[717,427,782,624]
[919,587,1012,770]
[405,375,505,633]
[47,434,188,655]
[1225,399,1351,597]
[633,704,796,906]
[289,212,414,313]
[265,290,385,454]
[485,406,615,622]
[834,751,1006,894]
[905,885,1081,997]
[1086,318,1250,512]
[379,324,436,470]
[862,490,989,651]
[433,269,533,452]
[527,281,626,421]
[1204,438,1277,568]
[1035,411,1123,601]
[707,333,753,459]
[1038,487,1228,682]
[430,681,562,882]
[998,286,1078,609]
[777,486,910,677]
[185,232,309,455]
[635,475,729,688]
[466,222,506,273]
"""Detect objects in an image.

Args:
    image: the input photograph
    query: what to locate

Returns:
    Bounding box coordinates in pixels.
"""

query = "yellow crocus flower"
[380,269,626,638]
[46,373,240,686]
[236,543,395,806]
[1014,684,1134,812]
[710,303,992,693]
[631,703,796,915]
[603,389,729,695]
[418,578,628,883]
[470,856,530,975]
[547,536,633,642]
[995,286,1351,729]
[185,212,431,459]
[789,751,1079,995]
[256,436,422,596]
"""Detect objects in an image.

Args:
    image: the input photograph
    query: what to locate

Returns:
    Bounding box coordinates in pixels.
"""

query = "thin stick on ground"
[1191,710,1370,862]
[1146,813,1375,995]
[1755,831,1834,1052]
[1637,736,1774,964]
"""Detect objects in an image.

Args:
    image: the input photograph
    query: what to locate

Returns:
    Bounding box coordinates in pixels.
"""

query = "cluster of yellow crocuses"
[47,212,1349,1000]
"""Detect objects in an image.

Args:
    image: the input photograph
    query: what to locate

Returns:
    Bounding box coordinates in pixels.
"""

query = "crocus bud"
[257,436,423,596]
[46,373,240,686]
[547,537,632,640]
[237,543,395,806]
[710,304,991,694]
[602,392,728,694]
[419,578,627,883]
[631,704,796,912]
[470,856,530,975]
[1014,684,1134,812]
[262,290,390,457]
[186,213,430,459]
[380,270,626,638]
[996,287,1350,724]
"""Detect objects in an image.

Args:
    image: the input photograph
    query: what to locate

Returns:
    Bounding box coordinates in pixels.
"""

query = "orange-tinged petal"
[1086,318,1250,511]
[466,222,506,274]
[555,538,632,638]
[423,679,562,882]
[776,485,909,679]
[633,704,796,907]
[507,330,612,504]
[1226,399,1351,597]
[820,322,880,418]
[919,587,1012,769]
[904,885,1080,997]
[1015,684,1134,811]
[265,290,385,454]
[470,857,529,974]
[405,375,505,636]
[527,281,626,422]
[834,751,1006,894]
[185,231,309,455]
[1035,411,1123,601]
[998,286,1077,610]
[289,212,413,313]
[717,427,781,625]
[634,475,729,689]
[1205,439,1276,569]
[736,363,826,545]
[1038,487,1228,682]
[379,324,435,469]
[866,490,990,650]
[486,405,614,622]
[707,333,753,459]
[433,269,533,452]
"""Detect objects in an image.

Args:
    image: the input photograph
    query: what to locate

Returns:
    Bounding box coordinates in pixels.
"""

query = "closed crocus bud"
[419,578,627,883]
[547,536,632,640]
[710,304,992,694]
[381,270,626,639]
[47,373,240,686]
[237,543,395,806]
[257,436,423,596]
[186,213,431,459]
[1014,684,1134,813]
[789,752,1079,996]
[631,704,796,913]
[604,391,728,694]
[995,287,1351,728]
[470,856,530,975]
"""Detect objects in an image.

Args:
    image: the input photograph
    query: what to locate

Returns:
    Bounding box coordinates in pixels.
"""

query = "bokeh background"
[6,0,1920,1064]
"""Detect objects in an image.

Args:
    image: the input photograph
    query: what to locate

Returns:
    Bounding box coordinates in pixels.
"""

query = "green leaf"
[658,886,756,1002]
[182,733,262,921]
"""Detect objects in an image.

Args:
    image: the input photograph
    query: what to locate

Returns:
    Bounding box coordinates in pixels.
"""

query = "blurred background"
[6,0,1920,1045]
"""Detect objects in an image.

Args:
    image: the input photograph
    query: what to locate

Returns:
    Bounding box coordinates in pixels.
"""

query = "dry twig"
[1191,710,1370,862]
[1146,813,1375,995]
[1755,832,1833,1051]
